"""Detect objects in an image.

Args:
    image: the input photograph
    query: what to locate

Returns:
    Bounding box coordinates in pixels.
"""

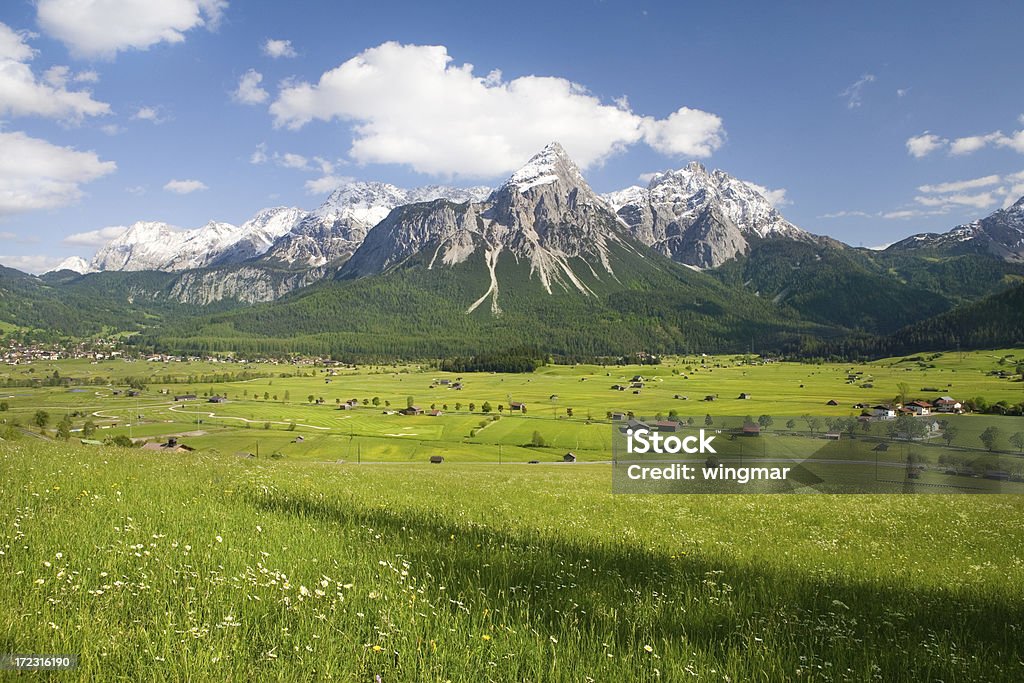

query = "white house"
[906,401,932,416]
[872,405,896,419]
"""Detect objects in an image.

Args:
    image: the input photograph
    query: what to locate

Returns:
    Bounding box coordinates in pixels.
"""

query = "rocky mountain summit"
[342,142,640,313]
[886,196,1024,262]
[604,162,811,268]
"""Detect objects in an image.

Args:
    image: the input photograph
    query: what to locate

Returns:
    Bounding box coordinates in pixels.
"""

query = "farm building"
[401,406,424,415]
[208,396,226,403]
[872,405,896,419]
[651,420,680,432]
[741,422,761,436]
[428,409,443,417]
[704,395,716,402]
[174,394,197,401]
[430,455,444,464]
[142,437,194,453]
[906,401,933,416]
[738,392,752,400]
[826,399,839,406]
[563,452,577,462]
[610,412,626,420]
[509,402,526,411]
[935,396,963,413]
[623,418,649,432]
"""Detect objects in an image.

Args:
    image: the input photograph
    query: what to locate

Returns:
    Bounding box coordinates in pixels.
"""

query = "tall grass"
[2,441,1022,681]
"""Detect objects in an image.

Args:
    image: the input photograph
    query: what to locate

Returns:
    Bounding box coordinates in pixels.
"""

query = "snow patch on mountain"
[603,161,809,267]
[344,142,636,309]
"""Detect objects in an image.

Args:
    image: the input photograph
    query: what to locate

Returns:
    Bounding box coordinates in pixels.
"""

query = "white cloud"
[905,132,947,158]
[741,180,790,207]
[42,64,70,87]
[1003,184,1024,208]
[818,210,873,219]
[0,22,110,123]
[881,210,925,220]
[131,106,165,123]
[249,142,268,164]
[917,174,1001,194]
[0,254,66,274]
[63,225,128,246]
[822,172,1021,221]
[640,107,725,157]
[840,73,875,109]
[912,117,1024,157]
[101,124,121,135]
[36,0,228,59]
[914,192,996,210]
[232,69,268,105]
[916,171,1024,211]
[305,175,352,194]
[996,128,1024,154]
[163,178,208,194]
[269,42,725,177]
[263,38,296,59]
[277,152,308,169]
[75,70,100,83]
[0,23,35,62]
[896,88,908,97]
[0,131,116,215]
[313,156,335,174]
[950,132,1003,156]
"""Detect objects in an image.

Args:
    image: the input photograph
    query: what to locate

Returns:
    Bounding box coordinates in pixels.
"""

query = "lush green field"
[2,350,1022,464]
[1,440,1022,680]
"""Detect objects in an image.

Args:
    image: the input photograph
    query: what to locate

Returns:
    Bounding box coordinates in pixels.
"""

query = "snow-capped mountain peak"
[46,256,92,274]
[501,142,586,194]
[344,142,633,312]
[886,193,1024,262]
[603,162,809,267]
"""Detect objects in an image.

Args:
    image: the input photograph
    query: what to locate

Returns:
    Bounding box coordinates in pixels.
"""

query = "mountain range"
[5,142,1023,358]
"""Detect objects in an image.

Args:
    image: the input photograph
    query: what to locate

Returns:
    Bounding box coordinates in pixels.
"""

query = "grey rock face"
[604,161,810,268]
[887,195,1024,262]
[342,143,637,314]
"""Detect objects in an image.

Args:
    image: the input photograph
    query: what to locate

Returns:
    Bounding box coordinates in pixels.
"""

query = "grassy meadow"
[1,350,1023,680]
[1,440,1023,681]
[2,349,1022,463]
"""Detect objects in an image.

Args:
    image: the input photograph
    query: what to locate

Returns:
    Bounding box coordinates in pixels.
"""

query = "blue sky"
[1,0,1023,272]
